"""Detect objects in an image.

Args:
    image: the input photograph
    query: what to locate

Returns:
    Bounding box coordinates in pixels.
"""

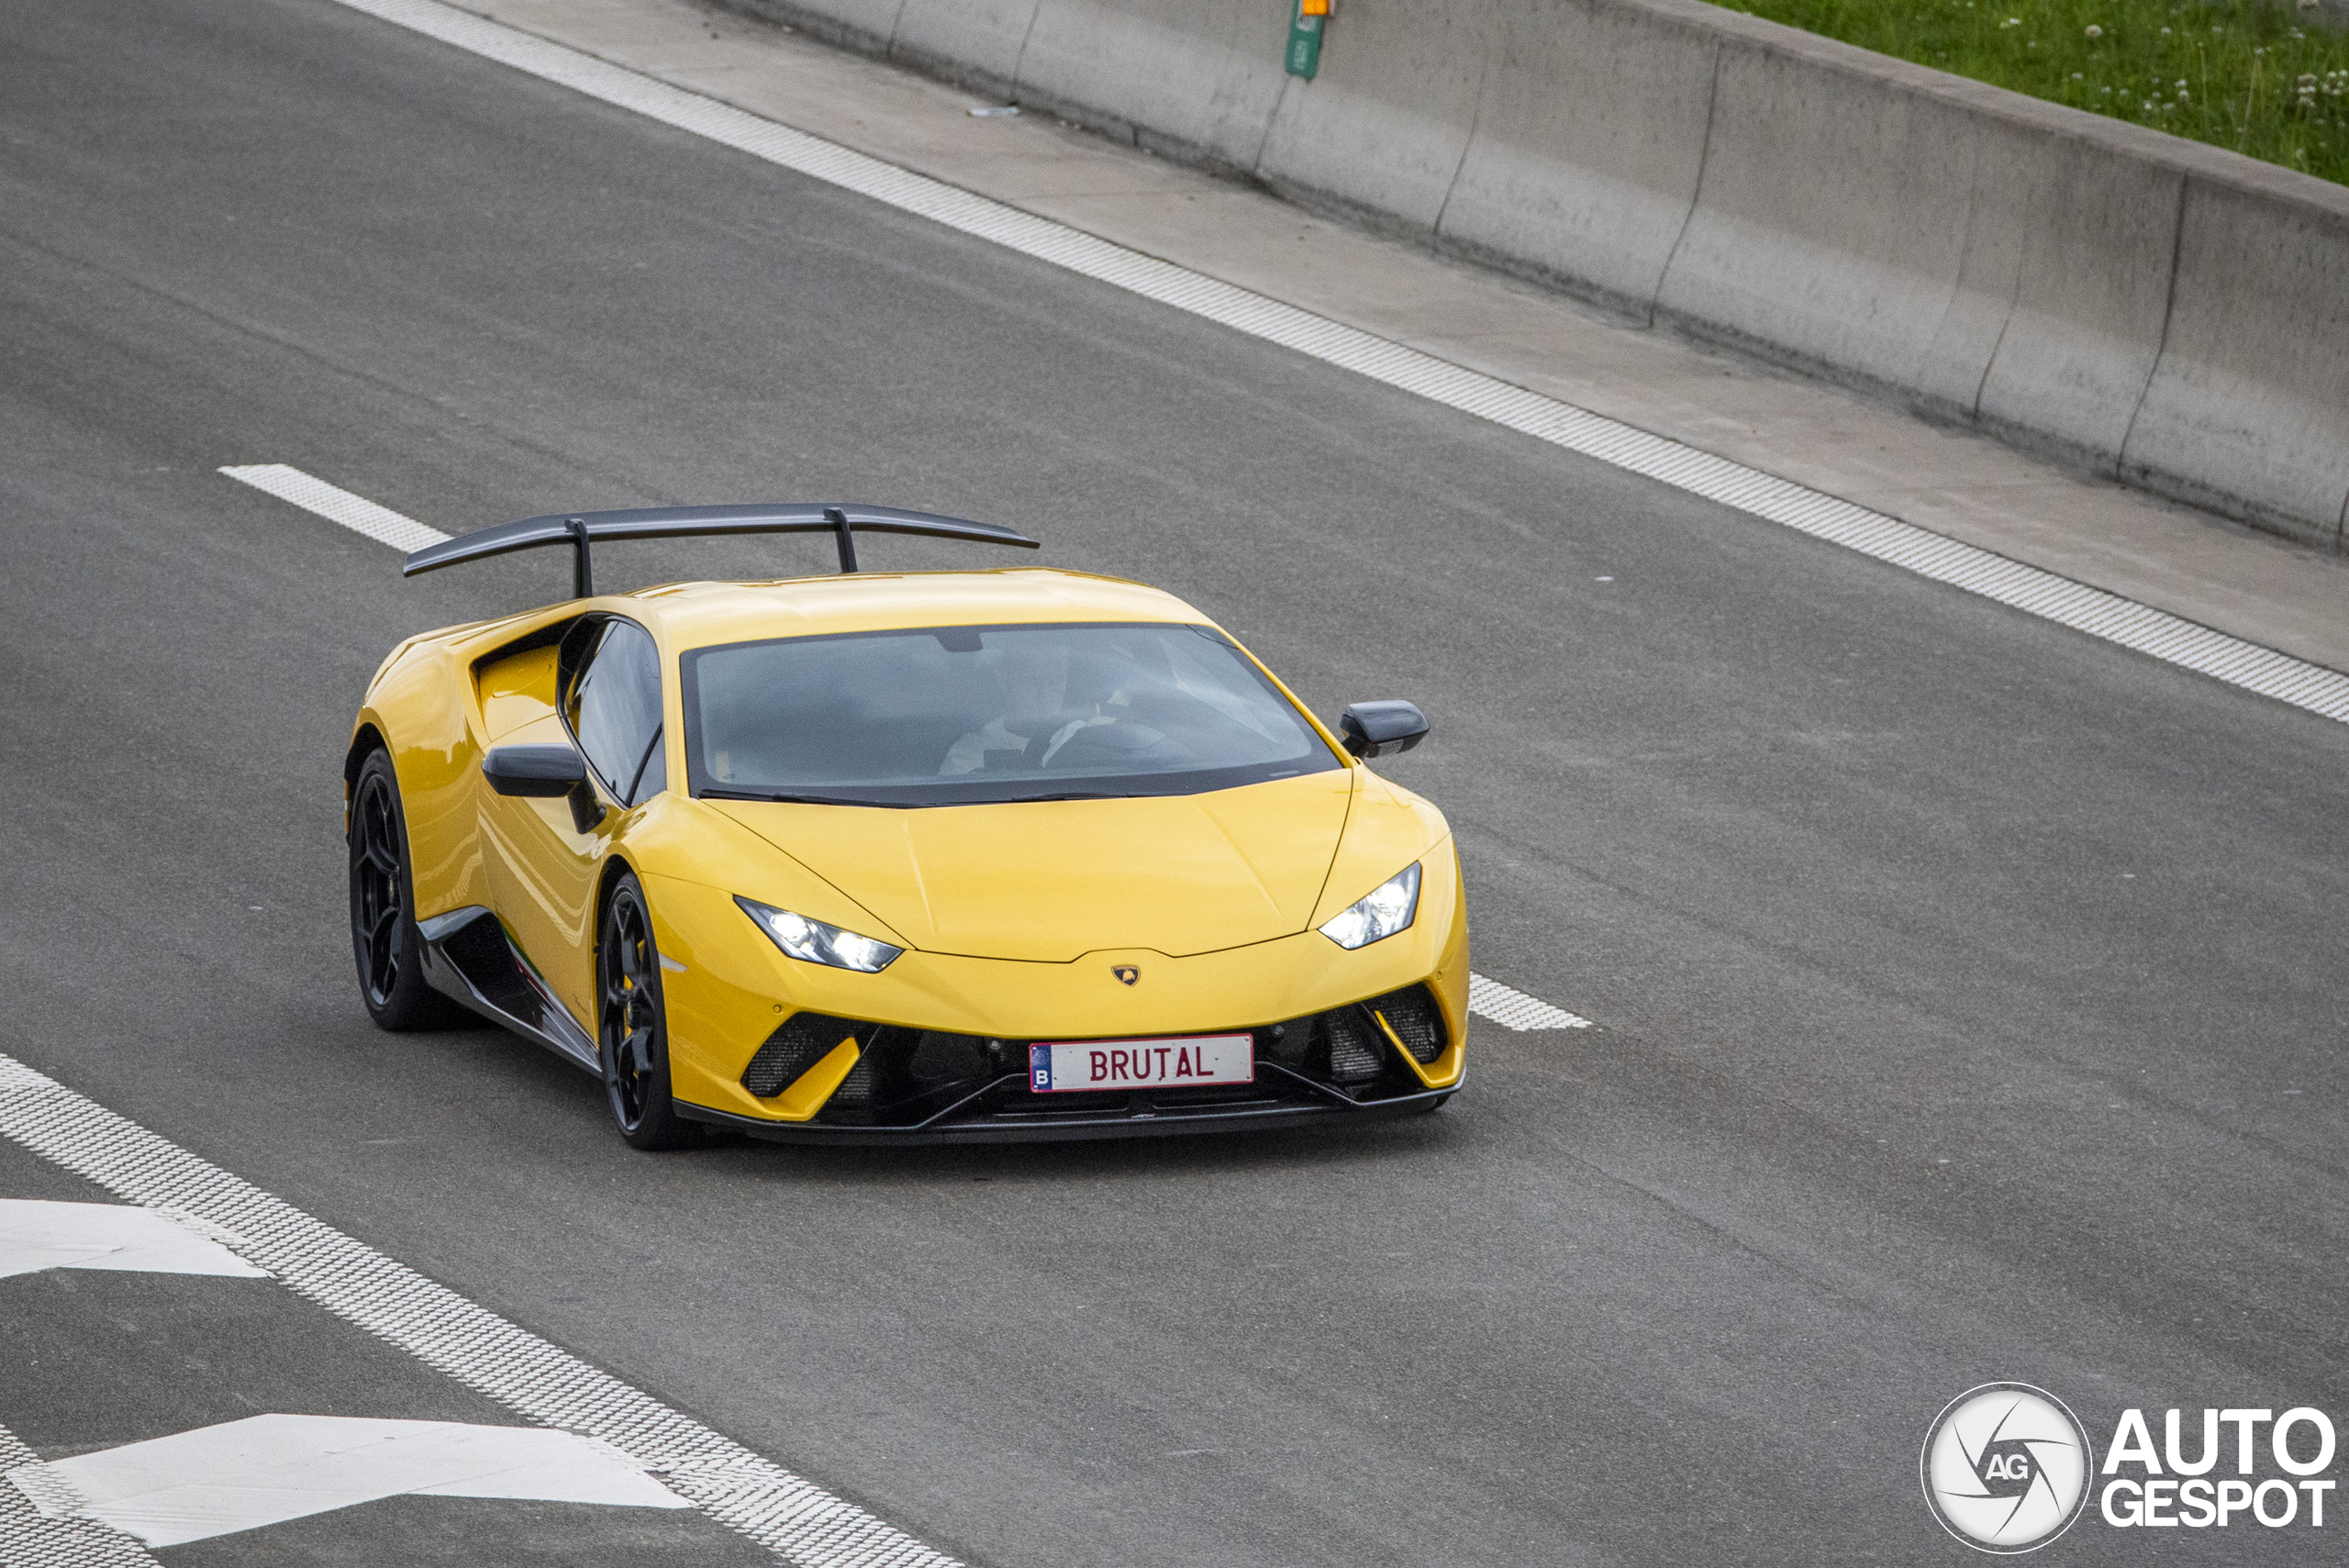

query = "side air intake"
[742,1012,869,1097]
[1364,984,1448,1065]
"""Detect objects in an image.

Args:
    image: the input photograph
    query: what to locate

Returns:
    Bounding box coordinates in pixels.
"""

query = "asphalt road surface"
[2,1,2343,1563]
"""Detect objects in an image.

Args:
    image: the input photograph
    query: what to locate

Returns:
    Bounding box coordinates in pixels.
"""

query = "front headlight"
[1318,862,1421,950]
[735,895,904,973]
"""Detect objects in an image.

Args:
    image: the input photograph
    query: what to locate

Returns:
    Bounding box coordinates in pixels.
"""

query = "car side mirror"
[1337,700,1430,760]
[484,744,587,796]
[483,744,607,833]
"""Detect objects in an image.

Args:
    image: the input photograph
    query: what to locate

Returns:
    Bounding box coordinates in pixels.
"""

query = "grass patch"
[1726,0,2349,183]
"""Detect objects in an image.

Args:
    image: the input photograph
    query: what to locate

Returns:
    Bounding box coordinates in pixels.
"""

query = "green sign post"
[1285,0,1325,79]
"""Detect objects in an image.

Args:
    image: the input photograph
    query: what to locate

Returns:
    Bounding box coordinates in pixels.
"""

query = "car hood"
[707,771,1358,962]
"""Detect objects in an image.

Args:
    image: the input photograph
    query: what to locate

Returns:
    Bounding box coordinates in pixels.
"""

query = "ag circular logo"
[1921,1383,2094,1552]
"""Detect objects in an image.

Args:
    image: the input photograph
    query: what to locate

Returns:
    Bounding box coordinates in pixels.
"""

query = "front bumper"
[645,846,1469,1143]
[674,978,1461,1142]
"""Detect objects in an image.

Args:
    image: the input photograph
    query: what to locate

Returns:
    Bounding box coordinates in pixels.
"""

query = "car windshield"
[681,621,1343,806]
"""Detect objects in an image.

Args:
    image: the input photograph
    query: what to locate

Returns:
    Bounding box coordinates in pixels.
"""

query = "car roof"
[612,568,1213,651]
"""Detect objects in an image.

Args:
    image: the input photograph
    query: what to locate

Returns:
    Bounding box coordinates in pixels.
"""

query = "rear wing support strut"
[566,516,593,598]
[828,506,858,573]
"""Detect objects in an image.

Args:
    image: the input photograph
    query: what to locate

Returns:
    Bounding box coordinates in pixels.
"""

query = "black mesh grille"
[1365,984,1447,1064]
[742,1012,866,1097]
[1324,1007,1386,1083]
[829,1052,873,1107]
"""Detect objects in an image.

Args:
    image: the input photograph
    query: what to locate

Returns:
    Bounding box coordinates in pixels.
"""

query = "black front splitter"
[672,1087,1453,1146]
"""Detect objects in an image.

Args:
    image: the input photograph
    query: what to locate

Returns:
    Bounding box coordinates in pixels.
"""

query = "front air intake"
[815,1028,1007,1125]
[1364,984,1447,1064]
[742,1012,868,1097]
[1323,1007,1386,1084]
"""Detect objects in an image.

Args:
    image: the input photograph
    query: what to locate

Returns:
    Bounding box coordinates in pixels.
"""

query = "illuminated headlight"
[1318,862,1421,951]
[734,895,903,973]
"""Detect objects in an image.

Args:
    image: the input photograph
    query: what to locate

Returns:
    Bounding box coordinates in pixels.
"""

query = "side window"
[566,620,667,806]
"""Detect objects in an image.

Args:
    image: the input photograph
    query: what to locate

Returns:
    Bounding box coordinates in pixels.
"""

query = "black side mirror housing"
[484,743,607,833]
[484,744,587,796]
[1337,700,1430,760]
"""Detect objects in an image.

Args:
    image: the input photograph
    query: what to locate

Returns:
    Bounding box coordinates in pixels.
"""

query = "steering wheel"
[1045,717,1177,772]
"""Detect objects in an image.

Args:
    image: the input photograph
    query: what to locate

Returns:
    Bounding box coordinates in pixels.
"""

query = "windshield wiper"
[700,787,910,807]
[982,790,1142,803]
[701,786,1143,807]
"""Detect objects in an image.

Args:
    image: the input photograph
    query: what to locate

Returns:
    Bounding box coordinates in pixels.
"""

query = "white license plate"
[1028,1034,1253,1093]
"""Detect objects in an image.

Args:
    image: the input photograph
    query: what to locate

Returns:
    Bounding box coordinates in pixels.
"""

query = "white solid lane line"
[217,462,1605,1031]
[218,463,449,552]
[0,1053,959,1568]
[317,0,2349,726]
[0,1198,269,1280]
[12,1415,685,1548]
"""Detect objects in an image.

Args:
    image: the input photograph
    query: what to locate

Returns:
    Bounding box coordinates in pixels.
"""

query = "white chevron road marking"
[0,1051,960,1568]
[0,1199,268,1280]
[6,1415,685,1549]
[0,1421,159,1568]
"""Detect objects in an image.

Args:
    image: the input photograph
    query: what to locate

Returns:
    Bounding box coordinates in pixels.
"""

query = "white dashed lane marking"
[218,463,449,552]
[314,0,2349,726]
[218,462,1605,1031]
[1467,975,1593,1030]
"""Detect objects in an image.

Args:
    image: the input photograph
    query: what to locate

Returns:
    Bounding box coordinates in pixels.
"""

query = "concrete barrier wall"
[891,0,1034,87]
[1439,0,1718,314]
[1019,0,1292,167]
[721,0,2349,551]
[1255,0,1491,231]
[748,0,903,53]
[2124,174,2349,539]
[1647,15,2188,465]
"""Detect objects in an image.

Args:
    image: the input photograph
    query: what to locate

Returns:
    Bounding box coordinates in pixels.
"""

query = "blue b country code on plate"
[1030,1034,1253,1093]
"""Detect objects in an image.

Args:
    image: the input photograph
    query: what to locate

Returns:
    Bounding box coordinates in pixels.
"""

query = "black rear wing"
[402,504,1039,597]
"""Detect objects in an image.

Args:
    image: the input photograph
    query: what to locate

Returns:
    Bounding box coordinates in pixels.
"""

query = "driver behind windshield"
[939,639,1164,774]
[686,621,1334,804]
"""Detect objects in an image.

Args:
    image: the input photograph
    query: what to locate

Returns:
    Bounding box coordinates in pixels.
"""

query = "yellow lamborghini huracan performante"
[346,505,1465,1148]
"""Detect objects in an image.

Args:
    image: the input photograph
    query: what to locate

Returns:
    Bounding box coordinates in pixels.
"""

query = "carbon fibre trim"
[414,907,599,1073]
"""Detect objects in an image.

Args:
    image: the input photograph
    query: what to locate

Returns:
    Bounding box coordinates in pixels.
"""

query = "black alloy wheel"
[597,873,696,1151]
[348,751,464,1030]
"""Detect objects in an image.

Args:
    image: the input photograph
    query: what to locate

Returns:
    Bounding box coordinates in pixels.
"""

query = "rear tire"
[597,873,697,1151]
[348,751,466,1031]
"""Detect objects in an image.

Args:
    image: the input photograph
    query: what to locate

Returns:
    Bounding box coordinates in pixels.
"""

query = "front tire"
[597,873,696,1151]
[348,750,466,1031]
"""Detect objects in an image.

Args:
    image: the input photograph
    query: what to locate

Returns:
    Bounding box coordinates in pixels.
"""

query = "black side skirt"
[415,906,600,1075]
